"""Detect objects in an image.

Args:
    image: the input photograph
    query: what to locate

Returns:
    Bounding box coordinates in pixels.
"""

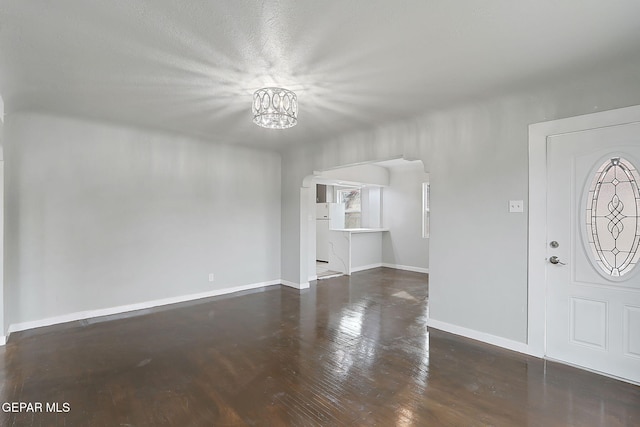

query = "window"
[337,187,361,228]
[585,157,640,277]
[422,182,430,238]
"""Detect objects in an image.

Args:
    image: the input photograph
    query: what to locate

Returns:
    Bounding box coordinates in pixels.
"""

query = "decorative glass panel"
[586,157,640,277]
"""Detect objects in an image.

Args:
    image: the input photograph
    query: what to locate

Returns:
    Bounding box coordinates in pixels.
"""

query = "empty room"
[1,1,640,425]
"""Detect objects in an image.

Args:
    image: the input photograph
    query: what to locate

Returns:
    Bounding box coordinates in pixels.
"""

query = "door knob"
[549,256,566,265]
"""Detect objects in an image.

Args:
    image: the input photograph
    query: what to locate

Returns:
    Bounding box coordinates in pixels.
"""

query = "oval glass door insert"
[586,157,640,277]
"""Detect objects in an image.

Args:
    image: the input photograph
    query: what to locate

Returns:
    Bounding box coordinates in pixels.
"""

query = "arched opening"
[299,157,429,285]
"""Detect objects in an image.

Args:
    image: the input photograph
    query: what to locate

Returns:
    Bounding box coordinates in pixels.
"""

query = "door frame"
[528,104,640,358]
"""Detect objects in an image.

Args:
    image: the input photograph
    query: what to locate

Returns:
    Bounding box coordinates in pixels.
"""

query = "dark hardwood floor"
[1,267,639,426]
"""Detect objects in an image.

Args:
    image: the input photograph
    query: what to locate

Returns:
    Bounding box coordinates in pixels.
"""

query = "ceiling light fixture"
[252,87,297,129]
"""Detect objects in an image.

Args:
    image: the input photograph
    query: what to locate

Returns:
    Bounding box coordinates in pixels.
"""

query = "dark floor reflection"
[0,268,638,426]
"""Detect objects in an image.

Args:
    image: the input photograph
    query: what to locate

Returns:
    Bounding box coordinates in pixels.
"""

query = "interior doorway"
[313,181,354,280]
[303,158,429,284]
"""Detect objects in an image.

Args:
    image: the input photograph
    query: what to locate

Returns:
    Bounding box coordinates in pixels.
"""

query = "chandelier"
[252,87,297,129]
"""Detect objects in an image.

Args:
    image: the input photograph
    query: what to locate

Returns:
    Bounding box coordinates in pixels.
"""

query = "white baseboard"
[350,263,383,273]
[308,275,318,282]
[427,318,532,356]
[382,263,429,274]
[317,273,343,280]
[6,279,284,337]
[0,335,5,346]
[281,280,310,290]
[349,263,429,274]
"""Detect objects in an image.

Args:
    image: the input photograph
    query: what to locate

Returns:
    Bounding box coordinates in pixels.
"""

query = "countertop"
[329,228,389,233]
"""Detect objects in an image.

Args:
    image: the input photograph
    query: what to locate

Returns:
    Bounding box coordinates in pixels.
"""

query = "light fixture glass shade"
[252,87,297,129]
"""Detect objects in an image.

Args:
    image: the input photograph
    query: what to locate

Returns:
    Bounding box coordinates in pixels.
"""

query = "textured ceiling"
[2,1,640,150]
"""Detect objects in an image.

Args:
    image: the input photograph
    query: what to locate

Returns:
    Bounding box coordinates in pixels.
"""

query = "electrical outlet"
[208,273,214,282]
[509,200,524,213]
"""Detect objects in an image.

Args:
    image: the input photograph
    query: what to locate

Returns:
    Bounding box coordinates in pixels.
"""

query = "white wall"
[361,187,381,229]
[307,182,317,280]
[0,116,4,340]
[382,165,429,270]
[351,232,383,271]
[4,113,281,327]
[281,58,640,344]
[0,160,4,339]
[318,163,389,186]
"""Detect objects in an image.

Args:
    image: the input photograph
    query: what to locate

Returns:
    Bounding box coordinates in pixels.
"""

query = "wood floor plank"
[0,267,639,426]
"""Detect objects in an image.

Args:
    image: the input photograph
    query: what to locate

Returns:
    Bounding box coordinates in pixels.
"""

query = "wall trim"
[351,263,383,273]
[0,335,5,346]
[6,279,286,338]
[308,275,318,282]
[427,318,532,356]
[382,263,429,274]
[281,280,310,290]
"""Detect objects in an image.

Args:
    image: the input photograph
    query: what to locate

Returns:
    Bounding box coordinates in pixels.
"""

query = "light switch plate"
[509,200,524,213]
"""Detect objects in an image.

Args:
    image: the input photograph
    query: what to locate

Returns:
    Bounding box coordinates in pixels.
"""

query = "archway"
[299,157,429,285]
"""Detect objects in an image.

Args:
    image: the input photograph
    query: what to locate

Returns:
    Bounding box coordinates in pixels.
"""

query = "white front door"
[546,122,640,383]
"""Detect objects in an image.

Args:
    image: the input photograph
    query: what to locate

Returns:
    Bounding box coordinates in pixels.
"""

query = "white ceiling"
[2,1,640,150]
